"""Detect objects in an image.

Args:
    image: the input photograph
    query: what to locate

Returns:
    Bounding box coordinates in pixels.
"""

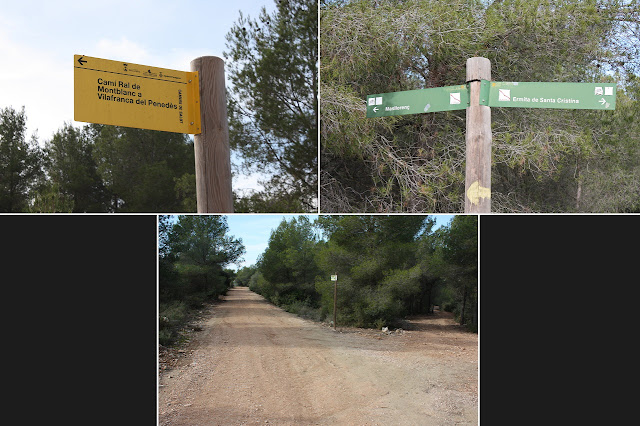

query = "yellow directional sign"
[74,55,201,134]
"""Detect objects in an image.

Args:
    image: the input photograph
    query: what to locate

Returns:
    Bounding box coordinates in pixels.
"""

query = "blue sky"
[0,0,276,193]
[227,214,319,269]
[226,214,456,270]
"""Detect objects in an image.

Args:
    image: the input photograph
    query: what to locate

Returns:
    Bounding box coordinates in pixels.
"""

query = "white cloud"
[93,37,152,65]
[234,172,263,194]
[164,49,221,72]
[0,26,71,143]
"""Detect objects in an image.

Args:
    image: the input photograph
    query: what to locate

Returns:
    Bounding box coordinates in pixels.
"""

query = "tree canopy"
[0,107,43,212]
[248,215,478,331]
[225,0,318,212]
[0,109,198,213]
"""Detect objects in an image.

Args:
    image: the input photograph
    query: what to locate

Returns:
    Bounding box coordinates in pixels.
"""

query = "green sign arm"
[366,80,616,118]
[481,80,616,110]
[366,84,470,118]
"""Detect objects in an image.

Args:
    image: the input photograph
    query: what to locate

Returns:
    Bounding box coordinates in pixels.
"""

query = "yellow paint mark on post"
[74,55,200,134]
[467,181,491,205]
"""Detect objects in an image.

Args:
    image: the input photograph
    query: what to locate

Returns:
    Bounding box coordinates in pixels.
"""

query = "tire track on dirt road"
[158,287,477,425]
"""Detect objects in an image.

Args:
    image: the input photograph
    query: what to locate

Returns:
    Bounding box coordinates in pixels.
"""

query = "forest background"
[159,214,478,346]
[320,0,640,212]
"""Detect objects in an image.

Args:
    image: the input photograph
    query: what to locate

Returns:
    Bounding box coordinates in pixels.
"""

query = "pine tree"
[225,0,318,212]
[0,107,43,212]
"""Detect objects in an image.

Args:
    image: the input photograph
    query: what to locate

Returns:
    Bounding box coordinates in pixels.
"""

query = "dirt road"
[158,287,477,425]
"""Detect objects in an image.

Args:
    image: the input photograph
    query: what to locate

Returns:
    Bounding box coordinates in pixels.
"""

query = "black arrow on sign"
[77,56,87,66]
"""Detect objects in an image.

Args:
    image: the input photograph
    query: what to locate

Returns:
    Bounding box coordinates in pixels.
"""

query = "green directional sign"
[366,84,469,118]
[483,80,616,110]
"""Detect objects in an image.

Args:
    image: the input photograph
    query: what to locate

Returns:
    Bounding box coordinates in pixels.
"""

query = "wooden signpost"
[190,56,234,213]
[74,54,233,212]
[465,57,492,214]
[366,57,617,213]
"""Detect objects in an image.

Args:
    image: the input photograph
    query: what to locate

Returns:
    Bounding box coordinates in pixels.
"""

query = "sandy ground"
[158,287,478,425]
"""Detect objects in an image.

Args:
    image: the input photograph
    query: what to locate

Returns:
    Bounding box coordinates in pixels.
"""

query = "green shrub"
[184,293,205,309]
[159,301,189,347]
[283,300,323,321]
[160,301,188,325]
[159,329,174,346]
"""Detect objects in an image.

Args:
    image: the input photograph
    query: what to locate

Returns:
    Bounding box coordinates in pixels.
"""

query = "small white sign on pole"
[331,275,338,281]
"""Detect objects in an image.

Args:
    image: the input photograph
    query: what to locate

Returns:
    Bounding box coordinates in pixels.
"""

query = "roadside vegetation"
[159,215,245,346]
[240,215,478,331]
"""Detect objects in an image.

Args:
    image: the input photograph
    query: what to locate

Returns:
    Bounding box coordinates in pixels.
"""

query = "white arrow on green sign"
[481,80,616,110]
[366,84,469,118]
